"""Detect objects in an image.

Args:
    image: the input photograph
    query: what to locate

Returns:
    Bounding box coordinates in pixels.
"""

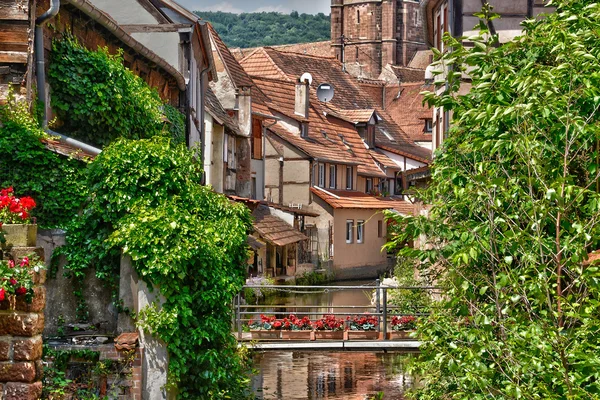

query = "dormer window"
[366,124,375,148]
[425,119,433,133]
[301,122,309,138]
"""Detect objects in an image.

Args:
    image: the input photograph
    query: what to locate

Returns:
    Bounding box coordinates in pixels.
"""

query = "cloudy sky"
[177,0,331,15]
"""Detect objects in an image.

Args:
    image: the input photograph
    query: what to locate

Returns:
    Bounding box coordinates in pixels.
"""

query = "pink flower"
[7,260,14,269]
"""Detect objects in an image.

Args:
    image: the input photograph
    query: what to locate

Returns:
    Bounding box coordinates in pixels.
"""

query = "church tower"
[331,0,428,79]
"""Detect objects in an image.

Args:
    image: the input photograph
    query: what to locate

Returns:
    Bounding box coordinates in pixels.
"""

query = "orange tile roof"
[240,48,431,163]
[384,82,433,143]
[369,150,401,170]
[231,41,333,61]
[252,205,308,247]
[207,23,254,89]
[310,187,415,214]
[388,66,426,83]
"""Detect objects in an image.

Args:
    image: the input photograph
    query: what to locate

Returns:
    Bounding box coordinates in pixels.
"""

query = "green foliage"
[48,36,184,147]
[195,11,330,48]
[295,270,331,286]
[55,137,253,398]
[385,1,600,398]
[0,97,87,229]
[387,257,431,315]
[163,104,186,146]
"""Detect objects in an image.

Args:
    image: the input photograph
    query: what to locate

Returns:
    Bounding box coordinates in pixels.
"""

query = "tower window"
[357,10,360,24]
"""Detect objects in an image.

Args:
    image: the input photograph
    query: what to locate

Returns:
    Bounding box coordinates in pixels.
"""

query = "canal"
[249,280,417,399]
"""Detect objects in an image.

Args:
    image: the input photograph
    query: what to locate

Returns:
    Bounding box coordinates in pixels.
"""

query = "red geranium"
[15,287,27,296]
[313,314,345,331]
[0,188,36,224]
[391,315,417,331]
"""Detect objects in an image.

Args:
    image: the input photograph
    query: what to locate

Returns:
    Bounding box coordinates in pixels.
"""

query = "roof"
[325,107,377,124]
[208,23,255,89]
[205,87,242,136]
[387,66,426,83]
[240,48,431,163]
[114,332,139,351]
[310,187,415,214]
[41,137,96,161]
[383,82,433,143]
[252,76,386,177]
[231,41,333,61]
[369,150,401,170]
[252,205,308,247]
[228,195,319,217]
[408,50,433,69]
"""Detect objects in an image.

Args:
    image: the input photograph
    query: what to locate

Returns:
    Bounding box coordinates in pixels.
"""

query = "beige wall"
[333,208,387,270]
[210,124,225,193]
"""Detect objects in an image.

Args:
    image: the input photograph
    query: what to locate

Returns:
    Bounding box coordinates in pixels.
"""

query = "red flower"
[19,197,36,211]
[272,321,282,329]
[7,260,14,269]
[19,257,29,267]
[9,278,17,286]
[15,287,27,296]
[0,288,5,302]
[0,187,13,197]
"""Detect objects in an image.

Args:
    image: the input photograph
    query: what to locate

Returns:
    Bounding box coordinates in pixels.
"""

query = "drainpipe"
[35,0,60,128]
[34,0,102,156]
[199,65,210,185]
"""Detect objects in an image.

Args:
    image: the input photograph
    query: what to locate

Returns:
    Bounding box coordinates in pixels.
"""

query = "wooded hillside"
[194,11,331,48]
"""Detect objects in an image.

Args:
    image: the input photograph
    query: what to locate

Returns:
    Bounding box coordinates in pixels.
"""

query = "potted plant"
[389,315,417,339]
[248,314,281,340]
[346,313,379,340]
[0,255,41,307]
[281,314,312,340]
[0,187,37,247]
[312,314,345,340]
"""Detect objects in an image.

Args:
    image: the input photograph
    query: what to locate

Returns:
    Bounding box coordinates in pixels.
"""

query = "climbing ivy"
[48,35,184,147]
[55,137,254,398]
[0,95,87,229]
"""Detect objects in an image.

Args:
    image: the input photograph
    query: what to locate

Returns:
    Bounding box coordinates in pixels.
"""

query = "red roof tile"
[388,66,426,83]
[310,187,415,214]
[232,41,333,61]
[383,83,433,143]
[252,205,308,246]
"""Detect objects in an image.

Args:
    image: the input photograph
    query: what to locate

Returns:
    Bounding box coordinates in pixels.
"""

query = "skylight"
[379,127,396,142]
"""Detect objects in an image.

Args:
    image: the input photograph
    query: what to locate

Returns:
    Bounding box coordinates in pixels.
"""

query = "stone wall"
[0,246,46,399]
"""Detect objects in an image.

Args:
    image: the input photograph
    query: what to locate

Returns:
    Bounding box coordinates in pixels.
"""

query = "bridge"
[233,282,439,351]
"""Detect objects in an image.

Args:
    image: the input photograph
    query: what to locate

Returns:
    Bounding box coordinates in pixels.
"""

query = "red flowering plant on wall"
[281,314,312,331]
[348,313,379,331]
[313,314,345,331]
[0,255,43,304]
[248,314,282,330]
[0,187,36,224]
[391,315,417,331]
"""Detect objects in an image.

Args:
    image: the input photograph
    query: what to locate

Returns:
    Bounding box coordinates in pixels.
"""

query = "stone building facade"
[331,0,427,79]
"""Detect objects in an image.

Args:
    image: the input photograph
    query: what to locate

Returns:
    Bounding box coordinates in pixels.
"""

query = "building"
[330,0,428,79]
[87,0,216,163]
[422,0,552,151]
[239,47,431,279]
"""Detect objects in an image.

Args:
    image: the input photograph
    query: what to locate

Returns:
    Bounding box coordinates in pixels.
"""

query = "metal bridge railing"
[233,280,439,341]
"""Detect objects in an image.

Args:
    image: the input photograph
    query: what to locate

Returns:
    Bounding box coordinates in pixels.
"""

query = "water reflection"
[252,351,415,399]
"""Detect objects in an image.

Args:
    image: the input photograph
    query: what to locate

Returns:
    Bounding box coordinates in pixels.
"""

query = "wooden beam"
[0,22,29,45]
[0,51,27,63]
[0,0,29,21]
[134,0,170,24]
[121,24,191,33]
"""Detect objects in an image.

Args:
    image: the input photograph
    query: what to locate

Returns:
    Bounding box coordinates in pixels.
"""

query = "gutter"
[65,0,186,91]
[47,129,102,156]
[35,0,60,128]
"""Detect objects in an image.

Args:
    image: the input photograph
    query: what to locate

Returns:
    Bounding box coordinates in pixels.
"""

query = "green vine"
[48,35,185,147]
[0,93,87,229]
[55,137,254,398]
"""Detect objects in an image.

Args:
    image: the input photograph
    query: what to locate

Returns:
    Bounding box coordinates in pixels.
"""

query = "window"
[434,3,448,52]
[312,163,317,186]
[329,165,337,189]
[357,220,364,244]
[346,220,354,243]
[425,119,433,133]
[301,122,309,138]
[357,10,360,24]
[378,220,383,238]
[346,166,353,189]
[366,178,373,193]
[318,163,325,187]
[367,124,375,147]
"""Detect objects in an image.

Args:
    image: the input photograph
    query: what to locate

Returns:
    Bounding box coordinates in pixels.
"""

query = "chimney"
[295,73,312,119]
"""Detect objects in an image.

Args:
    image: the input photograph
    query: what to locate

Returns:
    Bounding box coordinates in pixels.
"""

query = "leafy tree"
[195,11,331,48]
[386,1,600,398]
[56,137,253,398]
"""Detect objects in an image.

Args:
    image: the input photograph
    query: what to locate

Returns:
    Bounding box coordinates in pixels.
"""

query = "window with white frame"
[357,220,364,244]
[425,119,433,133]
[329,165,337,189]
[346,166,353,189]
[434,2,448,52]
[346,220,353,243]
[318,163,325,187]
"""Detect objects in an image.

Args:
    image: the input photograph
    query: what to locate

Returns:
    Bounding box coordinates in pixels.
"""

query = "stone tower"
[331,0,428,79]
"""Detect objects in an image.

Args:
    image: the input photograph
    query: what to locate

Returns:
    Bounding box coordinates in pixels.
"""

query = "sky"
[177,0,331,15]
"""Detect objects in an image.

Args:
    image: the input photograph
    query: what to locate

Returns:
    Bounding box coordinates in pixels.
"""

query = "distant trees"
[194,11,331,48]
